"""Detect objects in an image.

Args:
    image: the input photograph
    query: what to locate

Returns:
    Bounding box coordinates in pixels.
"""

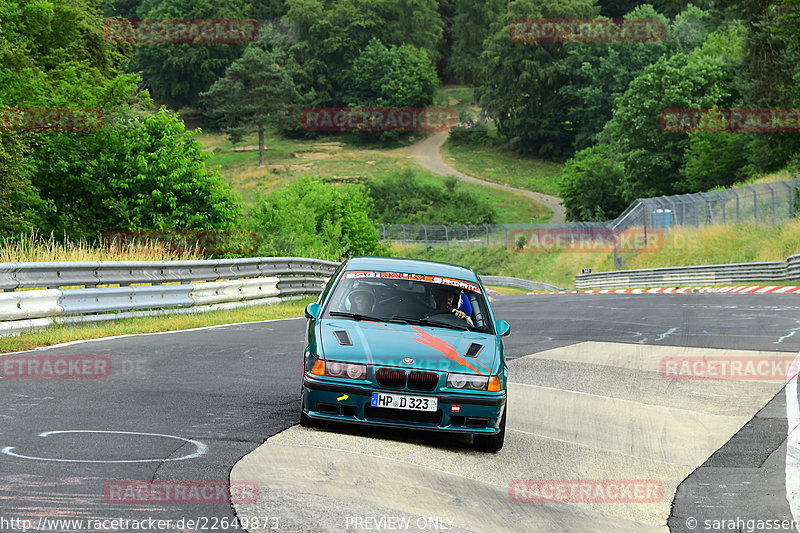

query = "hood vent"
[333,330,353,346]
[465,343,484,357]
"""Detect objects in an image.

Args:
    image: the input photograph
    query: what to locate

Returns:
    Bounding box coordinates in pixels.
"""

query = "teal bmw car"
[301,257,511,452]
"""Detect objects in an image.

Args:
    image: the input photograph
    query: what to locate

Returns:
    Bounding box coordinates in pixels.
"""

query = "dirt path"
[410,131,566,223]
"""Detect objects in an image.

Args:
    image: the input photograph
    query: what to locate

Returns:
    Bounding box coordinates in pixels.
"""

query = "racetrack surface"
[1,294,799,532]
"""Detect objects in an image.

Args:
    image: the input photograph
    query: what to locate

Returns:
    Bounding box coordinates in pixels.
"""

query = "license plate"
[371,392,437,412]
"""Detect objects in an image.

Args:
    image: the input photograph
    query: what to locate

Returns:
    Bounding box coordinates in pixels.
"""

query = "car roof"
[344,256,479,282]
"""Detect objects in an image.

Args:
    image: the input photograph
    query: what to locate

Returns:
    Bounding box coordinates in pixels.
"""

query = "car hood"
[319,319,498,375]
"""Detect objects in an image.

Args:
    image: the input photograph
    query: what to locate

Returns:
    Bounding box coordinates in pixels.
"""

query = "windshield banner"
[343,271,482,293]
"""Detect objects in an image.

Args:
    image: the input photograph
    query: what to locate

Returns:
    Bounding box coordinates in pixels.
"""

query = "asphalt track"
[1,294,800,532]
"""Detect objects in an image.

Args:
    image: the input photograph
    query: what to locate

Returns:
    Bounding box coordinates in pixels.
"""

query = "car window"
[322,270,493,333]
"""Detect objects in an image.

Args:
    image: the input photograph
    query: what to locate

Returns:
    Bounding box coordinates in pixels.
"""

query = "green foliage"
[283,0,442,106]
[677,131,755,192]
[447,0,504,85]
[132,0,251,109]
[448,110,492,146]
[247,176,381,260]
[559,144,627,221]
[347,39,437,108]
[31,109,241,239]
[367,170,496,225]
[602,23,745,201]
[475,0,599,158]
[202,29,301,164]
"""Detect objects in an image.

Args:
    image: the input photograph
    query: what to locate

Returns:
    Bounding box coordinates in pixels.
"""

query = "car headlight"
[447,373,489,390]
[325,361,366,380]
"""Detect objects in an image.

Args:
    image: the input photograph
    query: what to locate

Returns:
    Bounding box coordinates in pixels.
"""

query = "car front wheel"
[473,407,505,453]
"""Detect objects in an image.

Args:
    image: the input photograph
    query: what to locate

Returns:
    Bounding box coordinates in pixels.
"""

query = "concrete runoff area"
[232,342,794,532]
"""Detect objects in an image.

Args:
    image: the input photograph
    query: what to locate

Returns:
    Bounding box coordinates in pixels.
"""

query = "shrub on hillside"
[367,170,496,225]
[246,176,381,260]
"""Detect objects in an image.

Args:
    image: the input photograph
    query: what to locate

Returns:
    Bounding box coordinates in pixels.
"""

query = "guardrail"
[479,276,563,292]
[0,258,340,336]
[575,254,800,290]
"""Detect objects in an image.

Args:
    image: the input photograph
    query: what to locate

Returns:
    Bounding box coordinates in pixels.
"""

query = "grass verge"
[0,298,313,354]
[440,138,564,197]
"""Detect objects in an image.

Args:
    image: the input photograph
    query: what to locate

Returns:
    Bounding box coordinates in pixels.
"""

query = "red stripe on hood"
[410,326,484,375]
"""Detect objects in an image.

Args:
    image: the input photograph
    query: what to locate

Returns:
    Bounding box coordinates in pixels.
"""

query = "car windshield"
[322,270,493,334]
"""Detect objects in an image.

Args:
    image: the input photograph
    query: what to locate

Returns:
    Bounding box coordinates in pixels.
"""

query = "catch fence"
[379,178,800,248]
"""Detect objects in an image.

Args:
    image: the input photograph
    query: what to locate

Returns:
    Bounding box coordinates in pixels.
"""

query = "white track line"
[786,351,800,524]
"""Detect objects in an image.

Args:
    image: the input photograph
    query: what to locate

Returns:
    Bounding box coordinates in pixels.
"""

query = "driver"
[429,286,472,324]
[347,289,375,314]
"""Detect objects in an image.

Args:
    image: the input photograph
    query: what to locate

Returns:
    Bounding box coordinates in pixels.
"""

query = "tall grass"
[391,220,800,288]
[0,232,203,263]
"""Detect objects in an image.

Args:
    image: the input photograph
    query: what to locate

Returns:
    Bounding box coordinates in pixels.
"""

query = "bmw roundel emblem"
[403,357,414,364]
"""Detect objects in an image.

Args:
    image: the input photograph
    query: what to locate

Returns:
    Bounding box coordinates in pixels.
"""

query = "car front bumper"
[302,376,506,434]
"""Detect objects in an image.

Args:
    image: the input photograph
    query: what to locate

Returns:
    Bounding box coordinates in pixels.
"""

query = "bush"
[367,169,496,225]
[559,144,628,222]
[246,176,381,260]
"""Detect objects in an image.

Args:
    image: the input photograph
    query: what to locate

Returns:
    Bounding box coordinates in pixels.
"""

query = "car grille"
[407,371,438,391]
[375,367,406,388]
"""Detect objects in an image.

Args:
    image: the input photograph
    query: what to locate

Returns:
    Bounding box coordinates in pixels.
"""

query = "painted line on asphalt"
[786,351,800,524]
[0,316,304,356]
[1,430,207,463]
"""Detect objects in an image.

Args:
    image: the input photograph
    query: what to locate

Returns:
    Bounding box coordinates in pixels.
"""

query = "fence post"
[402,225,406,244]
[746,185,757,222]
[444,225,449,250]
[765,183,775,225]
[485,224,489,247]
[465,225,469,248]
[423,225,428,246]
[735,190,740,223]
[782,180,793,217]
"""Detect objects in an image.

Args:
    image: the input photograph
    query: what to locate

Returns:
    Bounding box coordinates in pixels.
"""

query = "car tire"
[473,407,505,453]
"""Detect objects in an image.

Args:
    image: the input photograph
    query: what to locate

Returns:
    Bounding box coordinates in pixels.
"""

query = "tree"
[347,39,438,108]
[202,33,300,166]
[247,177,381,260]
[282,0,443,106]
[475,0,599,158]
[559,144,627,221]
[132,0,252,109]
[447,0,504,85]
[557,5,715,152]
[31,109,241,239]
[601,24,745,201]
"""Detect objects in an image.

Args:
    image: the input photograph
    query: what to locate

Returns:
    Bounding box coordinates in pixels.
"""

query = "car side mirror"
[305,303,321,320]
[495,319,511,336]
